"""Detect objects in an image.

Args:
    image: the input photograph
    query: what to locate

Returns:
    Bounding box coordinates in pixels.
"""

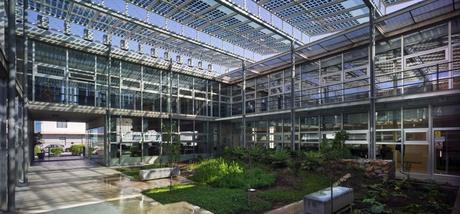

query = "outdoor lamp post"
[247,188,256,207]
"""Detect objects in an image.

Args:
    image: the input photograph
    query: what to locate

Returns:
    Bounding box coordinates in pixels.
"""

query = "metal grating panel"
[223,0,458,82]
[25,0,252,71]
[127,0,297,55]
[256,0,369,36]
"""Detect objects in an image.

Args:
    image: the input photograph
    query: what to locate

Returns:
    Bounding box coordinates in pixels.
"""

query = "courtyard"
[1,0,460,213]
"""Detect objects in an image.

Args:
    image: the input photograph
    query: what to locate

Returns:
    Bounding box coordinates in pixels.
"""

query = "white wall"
[41,134,85,147]
[36,121,87,146]
[39,121,86,135]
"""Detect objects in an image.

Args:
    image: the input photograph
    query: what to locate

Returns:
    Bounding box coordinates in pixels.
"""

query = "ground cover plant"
[143,158,328,214]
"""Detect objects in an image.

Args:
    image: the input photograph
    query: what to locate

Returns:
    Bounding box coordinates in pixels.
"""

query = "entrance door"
[434,129,460,175]
[402,129,429,174]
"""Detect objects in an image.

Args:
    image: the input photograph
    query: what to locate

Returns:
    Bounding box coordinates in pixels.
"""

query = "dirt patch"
[274,168,300,187]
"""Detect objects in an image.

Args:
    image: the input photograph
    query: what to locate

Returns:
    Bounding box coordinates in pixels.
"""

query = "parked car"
[43,144,65,150]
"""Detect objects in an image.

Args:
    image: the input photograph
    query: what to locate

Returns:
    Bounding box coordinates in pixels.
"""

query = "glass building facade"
[16,17,460,177]
[2,0,460,212]
[0,1,453,180]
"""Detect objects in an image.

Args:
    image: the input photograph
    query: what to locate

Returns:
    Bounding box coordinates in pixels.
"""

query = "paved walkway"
[15,159,205,214]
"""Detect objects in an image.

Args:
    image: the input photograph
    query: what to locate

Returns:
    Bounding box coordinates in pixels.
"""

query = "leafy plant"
[190,158,275,189]
[268,150,290,168]
[161,121,181,166]
[319,130,352,160]
[69,144,85,156]
[362,197,392,214]
[301,151,324,171]
[191,158,244,185]
[50,147,63,156]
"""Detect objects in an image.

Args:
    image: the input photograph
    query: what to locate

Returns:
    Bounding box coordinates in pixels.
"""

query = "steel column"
[290,41,295,151]
[0,76,7,211]
[21,0,30,185]
[242,60,246,148]
[169,59,173,146]
[7,0,18,210]
[105,45,111,166]
[368,7,376,159]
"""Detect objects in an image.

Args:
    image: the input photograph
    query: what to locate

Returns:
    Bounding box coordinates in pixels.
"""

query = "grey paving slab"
[15,159,200,214]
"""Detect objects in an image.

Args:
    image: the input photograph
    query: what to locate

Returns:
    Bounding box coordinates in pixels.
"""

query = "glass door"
[402,129,429,174]
[434,129,460,175]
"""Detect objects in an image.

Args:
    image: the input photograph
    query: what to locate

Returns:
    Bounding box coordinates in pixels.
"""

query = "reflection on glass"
[376,131,401,142]
[376,144,401,170]
[434,130,460,175]
[403,108,428,128]
[405,132,426,141]
[376,110,401,129]
[321,115,342,131]
[343,113,368,130]
[432,105,460,127]
[346,144,368,158]
[403,144,428,173]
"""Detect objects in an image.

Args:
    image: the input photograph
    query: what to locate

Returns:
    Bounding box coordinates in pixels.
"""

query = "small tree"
[332,130,349,149]
[161,120,182,192]
[319,130,351,161]
[161,121,181,167]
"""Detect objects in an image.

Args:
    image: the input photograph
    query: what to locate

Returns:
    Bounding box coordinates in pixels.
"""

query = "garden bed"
[141,132,457,214]
[142,154,457,214]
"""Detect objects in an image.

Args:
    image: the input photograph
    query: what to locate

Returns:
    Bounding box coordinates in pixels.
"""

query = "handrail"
[238,60,460,115]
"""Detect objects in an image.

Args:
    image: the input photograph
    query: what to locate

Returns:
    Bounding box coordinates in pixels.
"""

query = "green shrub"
[223,146,275,165]
[215,167,276,189]
[268,150,290,168]
[50,147,63,156]
[191,158,244,184]
[302,151,324,171]
[191,158,276,189]
[244,167,276,188]
[319,130,352,160]
[70,144,85,155]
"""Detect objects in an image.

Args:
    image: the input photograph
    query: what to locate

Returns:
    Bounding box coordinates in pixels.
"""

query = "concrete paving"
[15,159,207,214]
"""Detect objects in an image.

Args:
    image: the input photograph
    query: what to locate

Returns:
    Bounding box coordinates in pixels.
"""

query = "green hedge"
[70,144,85,156]
[50,147,63,156]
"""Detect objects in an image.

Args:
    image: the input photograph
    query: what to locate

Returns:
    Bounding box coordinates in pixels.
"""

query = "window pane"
[377,110,401,129]
[343,113,368,130]
[403,108,428,128]
[432,105,460,127]
[406,132,427,141]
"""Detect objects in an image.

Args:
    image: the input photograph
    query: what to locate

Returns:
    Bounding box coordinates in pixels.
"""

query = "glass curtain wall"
[229,19,458,116]
[432,105,460,176]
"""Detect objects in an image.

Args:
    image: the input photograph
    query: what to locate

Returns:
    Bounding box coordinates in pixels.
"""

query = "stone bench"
[139,167,180,181]
[304,186,353,214]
